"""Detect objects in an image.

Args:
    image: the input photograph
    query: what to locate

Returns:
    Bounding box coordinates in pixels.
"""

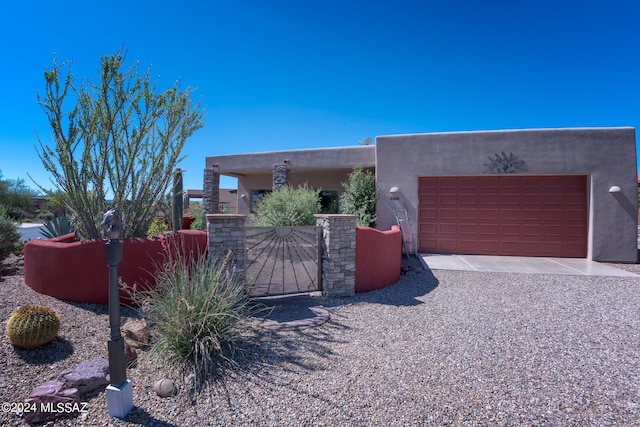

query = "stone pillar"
[315,214,357,297]
[203,168,220,215]
[272,164,289,190]
[206,214,246,280]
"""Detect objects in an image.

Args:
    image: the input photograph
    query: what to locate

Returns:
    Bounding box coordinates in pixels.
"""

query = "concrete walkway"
[421,254,639,277]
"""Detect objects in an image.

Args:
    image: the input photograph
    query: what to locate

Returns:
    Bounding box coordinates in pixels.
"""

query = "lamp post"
[101,208,133,418]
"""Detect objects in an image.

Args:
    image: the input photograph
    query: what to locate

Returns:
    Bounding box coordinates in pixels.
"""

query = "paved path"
[421,253,638,277]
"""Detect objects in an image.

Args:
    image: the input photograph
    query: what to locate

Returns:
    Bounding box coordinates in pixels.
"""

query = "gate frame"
[206,214,357,297]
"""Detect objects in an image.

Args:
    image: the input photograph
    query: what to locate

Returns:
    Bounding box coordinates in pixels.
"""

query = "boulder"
[153,378,177,397]
[58,357,109,395]
[23,380,79,424]
[121,319,149,349]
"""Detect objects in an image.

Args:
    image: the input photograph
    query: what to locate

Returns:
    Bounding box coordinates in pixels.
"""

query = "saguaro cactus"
[172,168,184,232]
[5,305,61,350]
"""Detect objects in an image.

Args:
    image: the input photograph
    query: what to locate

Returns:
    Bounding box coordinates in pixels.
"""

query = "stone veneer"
[272,163,290,190]
[315,214,357,297]
[207,213,357,297]
[206,214,246,280]
[203,168,220,215]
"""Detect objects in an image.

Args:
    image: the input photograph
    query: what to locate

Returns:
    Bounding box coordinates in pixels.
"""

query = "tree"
[340,166,378,227]
[0,169,37,220]
[34,48,203,239]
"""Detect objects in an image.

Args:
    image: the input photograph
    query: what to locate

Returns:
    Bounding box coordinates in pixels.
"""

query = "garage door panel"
[418,175,587,257]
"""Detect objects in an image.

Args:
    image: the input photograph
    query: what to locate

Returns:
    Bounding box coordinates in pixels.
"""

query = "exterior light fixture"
[389,186,400,194]
[240,194,247,199]
[608,186,622,193]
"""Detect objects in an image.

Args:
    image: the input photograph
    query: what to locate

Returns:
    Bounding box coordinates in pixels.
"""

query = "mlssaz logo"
[483,151,526,174]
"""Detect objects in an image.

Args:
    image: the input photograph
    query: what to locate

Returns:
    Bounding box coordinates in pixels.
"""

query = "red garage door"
[418,176,587,257]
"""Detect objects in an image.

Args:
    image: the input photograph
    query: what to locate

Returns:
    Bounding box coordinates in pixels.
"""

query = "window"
[319,189,339,214]
[251,189,271,212]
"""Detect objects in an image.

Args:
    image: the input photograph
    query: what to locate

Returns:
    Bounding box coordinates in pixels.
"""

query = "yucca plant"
[39,214,75,239]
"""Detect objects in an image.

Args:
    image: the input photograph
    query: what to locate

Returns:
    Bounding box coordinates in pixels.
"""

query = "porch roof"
[205,145,375,176]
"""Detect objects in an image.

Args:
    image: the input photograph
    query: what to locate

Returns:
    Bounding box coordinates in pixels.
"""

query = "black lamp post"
[100,208,133,418]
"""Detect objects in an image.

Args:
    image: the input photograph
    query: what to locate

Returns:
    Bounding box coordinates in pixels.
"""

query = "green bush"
[252,184,321,226]
[0,214,21,262]
[186,202,205,230]
[134,249,252,386]
[340,166,378,227]
[147,217,170,237]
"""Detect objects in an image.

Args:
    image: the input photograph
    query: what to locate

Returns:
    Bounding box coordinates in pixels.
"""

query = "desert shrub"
[35,48,203,239]
[39,214,75,239]
[252,184,321,226]
[340,166,378,227]
[147,217,170,237]
[135,249,252,386]
[0,214,21,262]
[186,202,205,230]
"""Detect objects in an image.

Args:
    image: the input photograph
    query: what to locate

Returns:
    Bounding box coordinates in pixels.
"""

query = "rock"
[153,379,177,397]
[23,380,79,424]
[124,341,138,367]
[122,319,149,349]
[58,357,109,395]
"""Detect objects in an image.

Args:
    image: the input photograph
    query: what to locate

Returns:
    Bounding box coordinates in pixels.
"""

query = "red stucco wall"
[24,230,207,305]
[355,226,402,293]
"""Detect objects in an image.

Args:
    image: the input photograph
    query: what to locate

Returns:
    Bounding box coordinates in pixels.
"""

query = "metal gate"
[245,226,322,297]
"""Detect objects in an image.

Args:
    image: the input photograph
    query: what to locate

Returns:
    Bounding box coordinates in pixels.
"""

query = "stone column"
[203,168,220,215]
[315,214,357,297]
[272,164,289,190]
[206,214,246,281]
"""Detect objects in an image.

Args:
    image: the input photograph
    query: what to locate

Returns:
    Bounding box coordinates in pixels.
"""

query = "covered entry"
[418,175,588,257]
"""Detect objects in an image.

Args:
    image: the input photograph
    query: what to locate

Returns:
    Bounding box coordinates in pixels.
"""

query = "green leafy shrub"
[147,217,170,237]
[340,166,378,227]
[40,214,75,239]
[252,184,321,226]
[134,249,252,385]
[0,214,21,262]
[186,202,205,230]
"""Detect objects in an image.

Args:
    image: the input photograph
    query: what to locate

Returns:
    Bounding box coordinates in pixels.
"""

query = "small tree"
[253,184,321,226]
[0,170,37,221]
[340,166,378,227]
[34,48,203,239]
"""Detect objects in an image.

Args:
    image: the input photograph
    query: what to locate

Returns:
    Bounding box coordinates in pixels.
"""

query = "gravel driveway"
[1,261,639,426]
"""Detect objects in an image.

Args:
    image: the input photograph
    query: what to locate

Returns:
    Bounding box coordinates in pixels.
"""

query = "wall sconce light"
[608,186,622,193]
[240,194,247,199]
[389,186,400,194]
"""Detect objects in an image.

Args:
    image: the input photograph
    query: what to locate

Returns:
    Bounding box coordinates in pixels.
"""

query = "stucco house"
[204,127,637,263]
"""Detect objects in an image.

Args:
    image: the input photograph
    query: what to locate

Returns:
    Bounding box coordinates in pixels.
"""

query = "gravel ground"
[1,259,640,426]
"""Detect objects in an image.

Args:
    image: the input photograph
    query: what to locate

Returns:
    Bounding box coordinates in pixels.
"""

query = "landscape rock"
[23,380,79,424]
[124,340,138,367]
[58,357,109,395]
[153,379,177,397]
[122,319,149,349]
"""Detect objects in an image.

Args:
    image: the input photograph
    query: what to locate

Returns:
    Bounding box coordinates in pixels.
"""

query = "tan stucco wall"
[375,127,638,262]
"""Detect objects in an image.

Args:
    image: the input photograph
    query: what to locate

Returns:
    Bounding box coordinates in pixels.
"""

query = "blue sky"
[1,0,639,192]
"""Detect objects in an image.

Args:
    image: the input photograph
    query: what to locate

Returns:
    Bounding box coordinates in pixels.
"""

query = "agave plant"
[40,214,75,239]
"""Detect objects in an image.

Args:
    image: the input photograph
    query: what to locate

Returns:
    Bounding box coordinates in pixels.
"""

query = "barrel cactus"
[5,305,61,350]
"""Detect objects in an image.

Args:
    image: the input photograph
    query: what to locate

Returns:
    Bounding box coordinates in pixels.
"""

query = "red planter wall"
[355,226,402,293]
[24,230,207,305]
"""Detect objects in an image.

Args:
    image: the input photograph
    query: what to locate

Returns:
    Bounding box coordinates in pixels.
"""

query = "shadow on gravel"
[124,407,178,427]
[13,336,74,364]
